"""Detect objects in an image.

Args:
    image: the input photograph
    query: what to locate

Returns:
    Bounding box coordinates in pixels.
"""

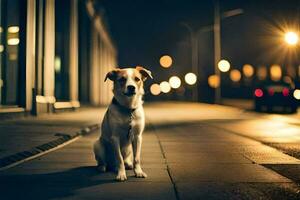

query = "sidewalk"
[0,107,105,169]
[1,102,300,199]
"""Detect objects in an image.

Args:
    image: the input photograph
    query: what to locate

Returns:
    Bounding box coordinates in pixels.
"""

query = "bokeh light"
[8,26,19,33]
[169,76,181,89]
[243,64,254,78]
[218,59,230,72]
[184,73,197,85]
[230,69,241,82]
[254,89,263,97]
[284,31,298,45]
[208,75,220,88]
[293,89,300,100]
[160,81,171,93]
[159,55,173,68]
[270,64,282,81]
[150,83,161,96]
[257,66,267,81]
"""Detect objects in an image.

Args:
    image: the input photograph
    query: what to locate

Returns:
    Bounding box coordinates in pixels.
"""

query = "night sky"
[99,0,300,83]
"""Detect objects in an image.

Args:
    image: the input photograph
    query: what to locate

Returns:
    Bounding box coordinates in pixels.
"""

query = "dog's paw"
[116,171,127,181]
[96,165,106,173]
[134,169,147,178]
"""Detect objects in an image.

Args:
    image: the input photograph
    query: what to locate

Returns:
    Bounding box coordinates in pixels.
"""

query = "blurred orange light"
[257,66,267,81]
[270,64,282,81]
[243,64,254,78]
[159,55,172,68]
[230,69,241,82]
[150,84,161,96]
[208,75,220,88]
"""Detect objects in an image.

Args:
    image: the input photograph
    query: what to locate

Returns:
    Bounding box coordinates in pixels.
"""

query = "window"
[0,0,25,106]
[55,0,71,101]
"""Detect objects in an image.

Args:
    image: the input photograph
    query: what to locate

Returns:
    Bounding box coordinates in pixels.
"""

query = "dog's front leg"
[111,136,127,181]
[132,135,147,178]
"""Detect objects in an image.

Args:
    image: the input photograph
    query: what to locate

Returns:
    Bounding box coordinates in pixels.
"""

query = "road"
[1,102,300,199]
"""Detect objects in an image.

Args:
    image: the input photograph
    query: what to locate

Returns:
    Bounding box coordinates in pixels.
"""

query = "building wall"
[0,0,117,115]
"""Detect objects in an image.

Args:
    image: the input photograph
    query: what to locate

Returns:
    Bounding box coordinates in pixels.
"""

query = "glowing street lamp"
[159,81,171,93]
[242,64,254,78]
[218,59,230,72]
[159,55,173,68]
[169,76,181,89]
[270,64,282,82]
[284,31,299,46]
[208,74,220,88]
[150,83,161,96]
[184,72,197,85]
[230,69,241,82]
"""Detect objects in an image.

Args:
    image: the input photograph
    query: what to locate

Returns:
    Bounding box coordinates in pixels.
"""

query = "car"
[254,81,298,113]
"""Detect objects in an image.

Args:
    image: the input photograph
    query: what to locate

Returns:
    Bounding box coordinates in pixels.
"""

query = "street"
[1,102,300,200]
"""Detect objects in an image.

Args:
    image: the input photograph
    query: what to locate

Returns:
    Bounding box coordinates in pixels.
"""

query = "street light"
[169,76,181,89]
[213,0,244,103]
[284,31,299,46]
[270,64,282,81]
[180,22,199,101]
[150,84,161,96]
[184,72,197,85]
[243,64,254,78]
[218,59,230,72]
[160,81,171,93]
[159,55,173,68]
[230,69,241,82]
[208,74,220,88]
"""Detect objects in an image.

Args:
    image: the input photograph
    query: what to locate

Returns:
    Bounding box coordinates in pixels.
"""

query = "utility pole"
[181,22,198,102]
[214,0,221,104]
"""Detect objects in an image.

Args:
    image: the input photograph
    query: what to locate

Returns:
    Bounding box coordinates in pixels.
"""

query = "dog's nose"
[127,85,136,92]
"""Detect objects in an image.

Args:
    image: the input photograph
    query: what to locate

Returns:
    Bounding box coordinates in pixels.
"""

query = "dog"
[93,66,153,181]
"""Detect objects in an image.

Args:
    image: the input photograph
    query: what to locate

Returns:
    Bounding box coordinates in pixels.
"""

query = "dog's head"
[105,66,153,108]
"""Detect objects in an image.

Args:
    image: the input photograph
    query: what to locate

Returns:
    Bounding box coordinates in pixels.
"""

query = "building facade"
[0,0,117,116]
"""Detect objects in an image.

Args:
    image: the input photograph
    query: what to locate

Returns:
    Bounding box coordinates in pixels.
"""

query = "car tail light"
[268,88,274,96]
[254,89,263,97]
[282,88,289,96]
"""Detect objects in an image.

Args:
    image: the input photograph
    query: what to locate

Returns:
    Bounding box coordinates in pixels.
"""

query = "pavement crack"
[149,122,180,200]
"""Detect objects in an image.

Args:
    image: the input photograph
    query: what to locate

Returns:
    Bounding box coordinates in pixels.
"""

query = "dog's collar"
[112,98,136,114]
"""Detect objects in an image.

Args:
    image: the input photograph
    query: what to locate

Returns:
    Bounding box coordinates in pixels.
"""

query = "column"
[43,0,55,97]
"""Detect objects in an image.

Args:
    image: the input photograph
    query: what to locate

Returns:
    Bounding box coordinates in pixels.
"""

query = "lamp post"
[180,22,199,102]
[213,0,243,103]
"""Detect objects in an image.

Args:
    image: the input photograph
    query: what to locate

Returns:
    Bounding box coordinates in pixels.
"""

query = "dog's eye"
[135,77,141,82]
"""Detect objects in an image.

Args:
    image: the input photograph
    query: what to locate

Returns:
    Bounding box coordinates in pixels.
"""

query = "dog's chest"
[112,112,143,138]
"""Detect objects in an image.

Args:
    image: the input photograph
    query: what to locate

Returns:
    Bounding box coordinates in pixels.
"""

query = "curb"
[0,124,100,171]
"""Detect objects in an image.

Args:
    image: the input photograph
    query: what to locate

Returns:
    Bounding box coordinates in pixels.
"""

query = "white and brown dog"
[93,66,152,181]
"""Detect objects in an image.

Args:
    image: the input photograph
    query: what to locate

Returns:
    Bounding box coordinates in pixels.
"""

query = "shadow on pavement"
[0,166,116,200]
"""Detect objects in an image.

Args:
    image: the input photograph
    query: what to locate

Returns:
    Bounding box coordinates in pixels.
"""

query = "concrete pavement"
[0,108,104,169]
[1,102,300,199]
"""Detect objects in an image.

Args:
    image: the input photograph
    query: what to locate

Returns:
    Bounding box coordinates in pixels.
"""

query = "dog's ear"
[136,66,153,81]
[104,69,120,82]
